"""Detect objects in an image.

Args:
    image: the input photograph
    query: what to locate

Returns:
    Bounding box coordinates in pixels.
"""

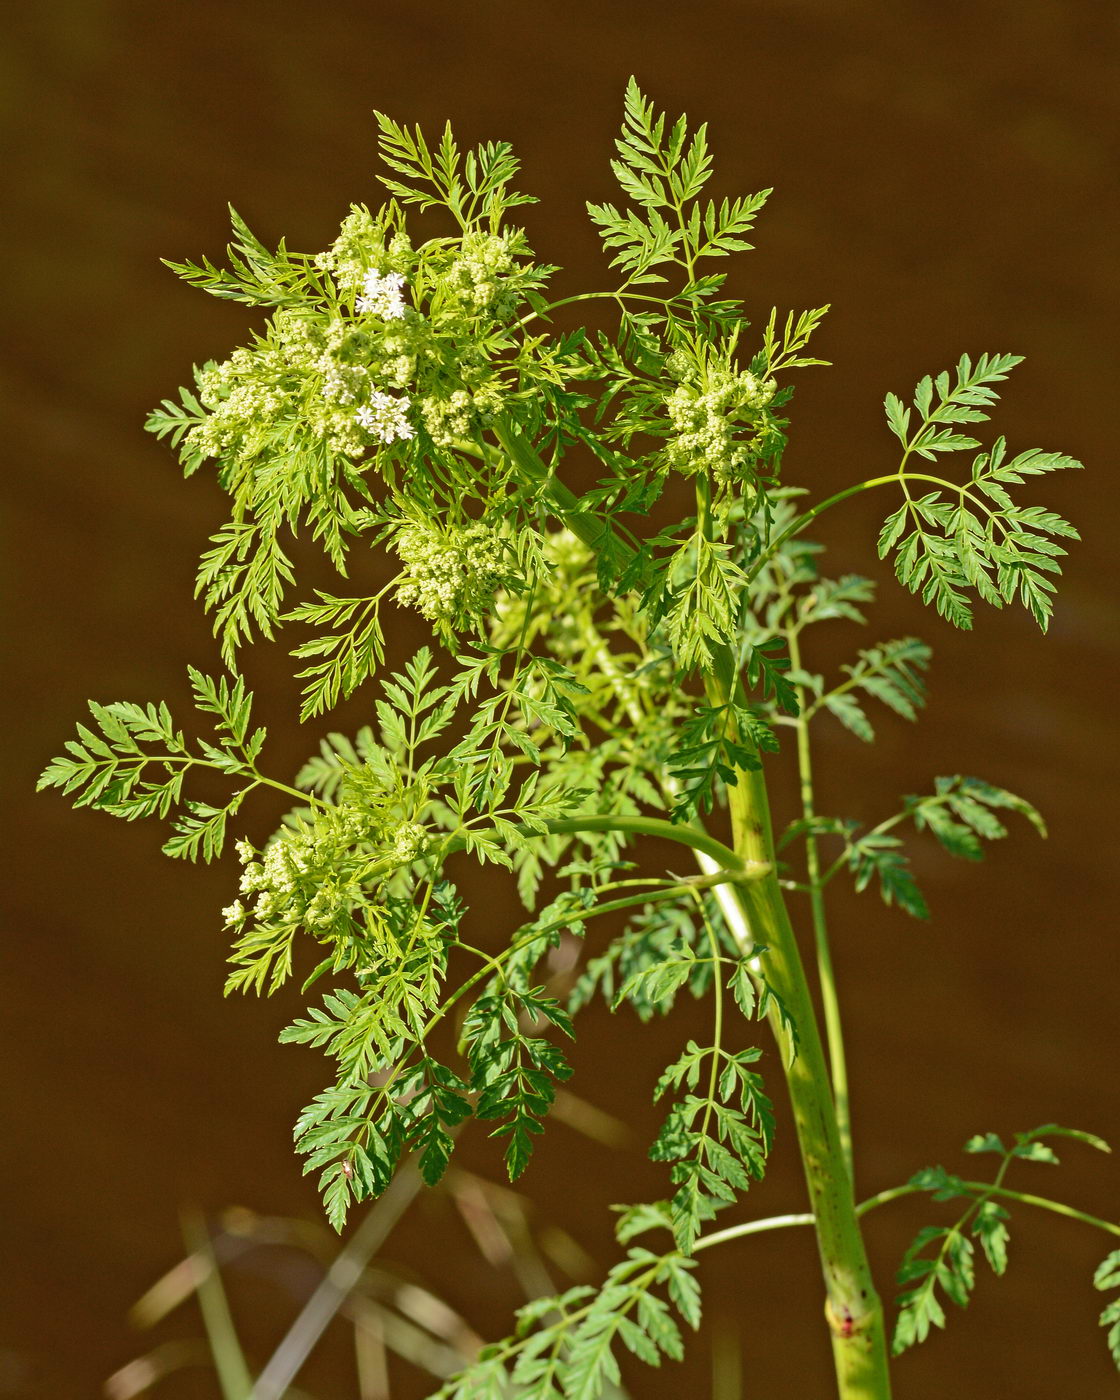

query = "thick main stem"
[740,870,890,1393]
[714,661,891,1398]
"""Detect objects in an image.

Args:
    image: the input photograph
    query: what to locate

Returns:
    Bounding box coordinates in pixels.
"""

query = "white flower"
[319,363,372,406]
[356,269,408,320]
[356,391,414,444]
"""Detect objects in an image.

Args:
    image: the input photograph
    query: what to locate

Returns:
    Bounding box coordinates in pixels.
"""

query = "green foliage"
[464,985,575,1182]
[434,1246,701,1400]
[906,775,1046,859]
[1094,1251,1120,1373]
[880,357,1081,629]
[225,647,603,1222]
[374,113,538,226]
[43,78,1102,1394]
[963,1121,1109,1162]
[570,897,716,1022]
[37,670,266,863]
[284,590,389,722]
[845,775,1044,920]
[892,1124,1111,1358]
[145,381,210,476]
[162,205,325,308]
[847,831,930,920]
[585,76,770,290]
[745,635,799,713]
[649,1041,774,1252]
[662,534,751,672]
[666,701,775,821]
[892,1222,977,1353]
[804,637,931,744]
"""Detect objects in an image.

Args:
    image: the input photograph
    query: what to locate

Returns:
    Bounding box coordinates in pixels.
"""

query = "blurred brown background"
[3,1,1118,1396]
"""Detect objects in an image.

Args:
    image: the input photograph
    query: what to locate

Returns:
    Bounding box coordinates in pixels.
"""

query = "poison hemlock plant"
[42,80,1117,1398]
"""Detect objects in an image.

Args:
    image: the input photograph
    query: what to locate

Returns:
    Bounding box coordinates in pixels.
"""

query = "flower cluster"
[313,206,412,299]
[224,803,427,944]
[189,312,353,462]
[226,822,357,939]
[315,312,425,447]
[442,231,521,320]
[663,359,777,484]
[394,518,511,628]
[356,390,414,444]
[182,199,550,483]
[191,346,290,463]
[388,821,427,865]
[418,380,505,447]
[357,268,408,320]
[190,293,427,465]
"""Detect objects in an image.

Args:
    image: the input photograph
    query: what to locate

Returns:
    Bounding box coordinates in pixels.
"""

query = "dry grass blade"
[179,1209,254,1400]
[249,1161,423,1400]
[103,1341,211,1398]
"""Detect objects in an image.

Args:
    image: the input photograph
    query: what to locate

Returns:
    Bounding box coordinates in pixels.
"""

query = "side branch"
[858,1181,1120,1241]
[744,472,957,588]
[539,814,768,878]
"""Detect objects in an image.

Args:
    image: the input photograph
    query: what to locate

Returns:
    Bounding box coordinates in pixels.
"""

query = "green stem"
[466,813,761,879]
[744,471,962,587]
[786,623,854,1189]
[696,891,727,1152]
[515,288,676,328]
[857,1181,1120,1239]
[692,1176,1120,1259]
[253,772,322,807]
[355,812,757,890]
[454,869,741,987]
[432,875,742,1050]
[695,1211,816,1251]
[712,650,891,1398]
[492,417,634,582]
[578,608,760,957]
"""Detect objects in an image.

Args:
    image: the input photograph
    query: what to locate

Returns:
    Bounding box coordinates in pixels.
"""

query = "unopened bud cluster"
[223,804,426,944]
[394,519,510,628]
[443,231,522,320]
[663,358,776,484]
